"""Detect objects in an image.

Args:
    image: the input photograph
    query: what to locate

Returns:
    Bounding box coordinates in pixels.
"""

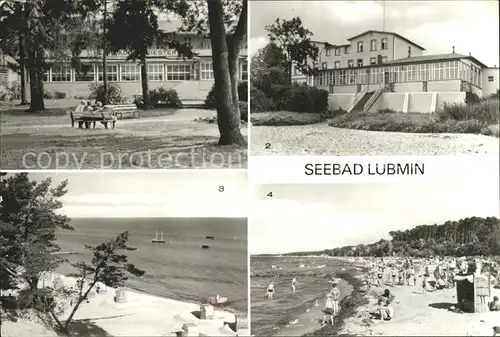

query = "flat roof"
[386,53,488,68]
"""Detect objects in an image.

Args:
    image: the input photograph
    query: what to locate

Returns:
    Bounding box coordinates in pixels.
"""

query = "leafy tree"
[107,0,190,110]
[46,231,145,334]
[265,17,319,82]
[0,1,28,105]
[0,173,73,294]
[251,43,289,96]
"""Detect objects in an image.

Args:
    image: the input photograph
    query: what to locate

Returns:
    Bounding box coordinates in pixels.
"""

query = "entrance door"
[384,72,390,85]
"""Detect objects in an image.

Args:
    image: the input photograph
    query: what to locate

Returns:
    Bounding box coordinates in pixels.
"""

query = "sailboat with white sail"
[151,231,166,243]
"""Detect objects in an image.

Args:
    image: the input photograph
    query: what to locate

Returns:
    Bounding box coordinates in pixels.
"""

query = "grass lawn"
[1,101,247,169]
[329,111,499,137]
[250,111,325,126]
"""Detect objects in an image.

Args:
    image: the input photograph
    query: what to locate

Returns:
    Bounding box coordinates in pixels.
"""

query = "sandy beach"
[2,272,249,337]
[340,268,500,336]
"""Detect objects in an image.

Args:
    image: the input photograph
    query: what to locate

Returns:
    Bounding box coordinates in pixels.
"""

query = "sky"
[250,183,500,255]
[26,171,247,218]
[249,0,500,66]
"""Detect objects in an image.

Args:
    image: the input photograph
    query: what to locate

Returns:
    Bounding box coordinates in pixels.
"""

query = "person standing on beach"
[365,272,372,292]
[266,282,275,299]
[292,278,298,293]
[329,279,341,316]
[377,268,383,287]
[322,293,335,325]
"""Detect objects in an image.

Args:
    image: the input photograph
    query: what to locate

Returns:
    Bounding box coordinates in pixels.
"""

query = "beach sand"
[341,277,500,336]
[2,272,249,337]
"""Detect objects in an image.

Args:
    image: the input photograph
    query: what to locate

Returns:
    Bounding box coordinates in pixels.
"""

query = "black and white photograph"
[0,0,248,169]
[0,171,249,337]
[250,183,500,336]
[249,0,500,156]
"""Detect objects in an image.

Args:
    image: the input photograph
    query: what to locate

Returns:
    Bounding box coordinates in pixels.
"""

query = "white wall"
[328,93,355,110]
[393,36,424,60]
[482,68,499,97]
[427,80,461,92]
[408,92,433,112]
[367,91,465,113]
[436,92,466,110]
[394,82,423,92]
[368,92,405,112]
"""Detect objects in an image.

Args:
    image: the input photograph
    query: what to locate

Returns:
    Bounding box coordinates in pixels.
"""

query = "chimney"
[469,52,471,56]
[408,46,411,58]
[452,46,455,54]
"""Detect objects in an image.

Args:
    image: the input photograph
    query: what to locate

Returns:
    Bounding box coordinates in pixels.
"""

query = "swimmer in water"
[292,278,298,293]
[266,282,275,299]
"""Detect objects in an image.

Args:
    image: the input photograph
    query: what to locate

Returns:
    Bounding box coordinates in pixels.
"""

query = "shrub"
[88,82,124,104]
[284,85,328,114]
[43,91,54,99]
[465,91,480,105]
[323,108,347,118]
[8,81,21,100]
[377,108,397,114]
[239,101,248,122]
[54,91,66,99]
[149,87,182,108]
[204,81,249,109]
[250,86,275,112]
[238,81,248,102]
[251,111,325,126]
[437,99,499,124]
[0,84,9,101]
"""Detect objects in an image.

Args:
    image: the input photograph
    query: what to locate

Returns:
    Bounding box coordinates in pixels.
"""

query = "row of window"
[314,60,483,88]
[324,38,389,56]
[321,56,389,70]
[44,62,248,82]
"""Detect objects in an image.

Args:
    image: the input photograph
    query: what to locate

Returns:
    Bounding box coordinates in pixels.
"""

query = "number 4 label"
[267,192,273,198]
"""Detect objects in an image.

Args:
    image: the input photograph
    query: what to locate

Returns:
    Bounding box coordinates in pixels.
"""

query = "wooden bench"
[70,111,117,129]
[106,104,140,119]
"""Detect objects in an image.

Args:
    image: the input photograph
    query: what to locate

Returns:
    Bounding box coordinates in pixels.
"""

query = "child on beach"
[266,282,275,299]
[322,293,335,325]
[292,278,298,293]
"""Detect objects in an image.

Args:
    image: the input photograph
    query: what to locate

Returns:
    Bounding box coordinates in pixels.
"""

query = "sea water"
[251,256,353,336]
[55,217,248,313]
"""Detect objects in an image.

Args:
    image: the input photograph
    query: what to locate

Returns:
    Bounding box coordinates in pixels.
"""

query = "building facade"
[41,32,247,101]
[292,30,499,113]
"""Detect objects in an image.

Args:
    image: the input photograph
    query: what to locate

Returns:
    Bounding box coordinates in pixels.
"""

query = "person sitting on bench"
[83,101,95,113]
[75,100,86,113]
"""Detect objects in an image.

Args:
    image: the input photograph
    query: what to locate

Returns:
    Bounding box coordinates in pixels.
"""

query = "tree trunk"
[27,49,45,112]
[207,0,246,146]
[227,40,240,119]
[102,0,108,105]
[18,33,28,105]
[140,57,152,110]
[226,0,247,123]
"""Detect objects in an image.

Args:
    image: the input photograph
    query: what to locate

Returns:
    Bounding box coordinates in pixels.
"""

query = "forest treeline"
[285,217,500,258]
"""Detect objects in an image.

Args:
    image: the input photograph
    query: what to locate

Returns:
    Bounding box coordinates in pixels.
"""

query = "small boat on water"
[202,245,210,249]
[206,236,215,239]
[152,231,166,243]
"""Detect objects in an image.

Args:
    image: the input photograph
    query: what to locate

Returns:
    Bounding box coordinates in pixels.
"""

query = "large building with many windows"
[3,20,247,102]
[292,30,499,113]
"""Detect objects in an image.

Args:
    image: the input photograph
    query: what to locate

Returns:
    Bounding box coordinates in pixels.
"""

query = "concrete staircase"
[351,91,374,112]
[363,88,385,112]
[346,89,367,113]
